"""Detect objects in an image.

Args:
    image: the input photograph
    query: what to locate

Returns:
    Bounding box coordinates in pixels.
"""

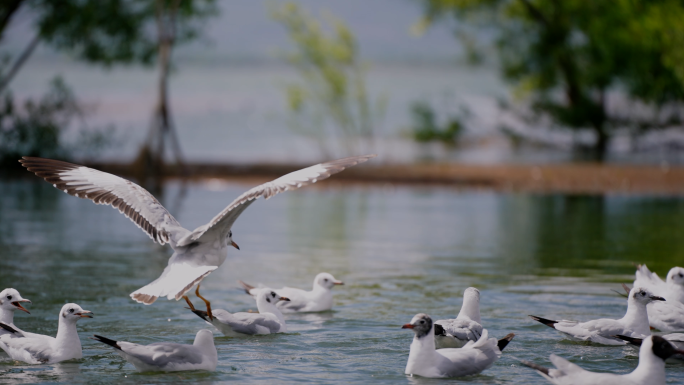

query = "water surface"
[1,179,683,383]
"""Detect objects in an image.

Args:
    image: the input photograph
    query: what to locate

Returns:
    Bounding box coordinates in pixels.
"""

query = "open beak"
[12,299,31,314]
[401,324,414,329]
[231,241,240,250]
[279,297,291,302]
[651,296,666,301]
[76,310,94,318]
[333,280,344,285]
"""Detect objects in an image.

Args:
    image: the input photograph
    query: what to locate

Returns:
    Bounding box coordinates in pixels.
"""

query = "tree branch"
[0,0,25,40]
[0,33,40,92]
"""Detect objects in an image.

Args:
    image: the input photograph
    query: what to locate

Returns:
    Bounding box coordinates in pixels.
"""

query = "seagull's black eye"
[324,278,328,282]
[69,308,74,313]
[6,295,11,300]
[419,320,425,324]
[229,231,232,237]
[679,273,683,278]
[271,291,276,297]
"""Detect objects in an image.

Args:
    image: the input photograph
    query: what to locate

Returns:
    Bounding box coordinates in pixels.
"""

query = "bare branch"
[0,33,40,92]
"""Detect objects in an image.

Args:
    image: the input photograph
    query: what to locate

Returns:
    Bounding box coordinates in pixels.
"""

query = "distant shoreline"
[78,161,684,196]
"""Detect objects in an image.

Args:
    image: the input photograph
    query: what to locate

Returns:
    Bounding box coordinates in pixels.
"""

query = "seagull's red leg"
[196,283,213,321]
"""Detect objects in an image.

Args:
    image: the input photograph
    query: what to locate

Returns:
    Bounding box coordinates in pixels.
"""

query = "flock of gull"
[0,155,683,383]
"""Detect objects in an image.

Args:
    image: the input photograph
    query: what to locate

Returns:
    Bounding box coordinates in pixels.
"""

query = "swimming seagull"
[620,283,684,332]
[529,287,664,345]
[0,289,31,337]
[521,335,684,385]
[0,303,93,364]
[433,287,483,348]
[20,155,375,306]
[188,289,289,336]
[615,333,684,360]
[91,329,217,372]
[402,313,514,378]
[634,264,684,304]
[238,272,343,312]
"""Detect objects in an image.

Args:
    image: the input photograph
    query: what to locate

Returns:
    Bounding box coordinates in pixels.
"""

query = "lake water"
[1,178,683,383]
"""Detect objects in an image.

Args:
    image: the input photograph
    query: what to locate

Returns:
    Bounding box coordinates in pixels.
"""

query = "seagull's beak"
[333,280,344,285]
[401,324,414,329]
[650,295,666,301]
[279,297,291,302]
[12,299,31,314]
[231,241,240,250]
[76,310,94,318]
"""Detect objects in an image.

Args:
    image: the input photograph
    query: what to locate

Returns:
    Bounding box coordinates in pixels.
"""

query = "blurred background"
[1,1,684,383]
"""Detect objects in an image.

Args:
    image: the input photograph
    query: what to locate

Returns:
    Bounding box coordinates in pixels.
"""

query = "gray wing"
[120,342,203,366]
[20,157,188,246]
[176,155,376,247]
[436,318,483,341]
[214,311,282,334]
[0,334,55,363]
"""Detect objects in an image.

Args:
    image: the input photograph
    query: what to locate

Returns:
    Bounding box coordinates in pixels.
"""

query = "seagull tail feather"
[529,315,558,329]
[497,333,515,351]
[91,335,122,350]
[191,309,209,322]
[0,322,19,334]
[238,280,256,295]
[520,359,550,376]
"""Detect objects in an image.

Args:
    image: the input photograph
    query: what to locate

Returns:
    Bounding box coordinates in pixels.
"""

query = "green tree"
[271,2,384,158]
[419,0,684,160]
[0,0,216,171]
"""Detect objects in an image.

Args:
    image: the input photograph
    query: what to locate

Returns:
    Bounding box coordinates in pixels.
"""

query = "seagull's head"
[227,230,239,250]
[256,290,290,306]
[0,288,31,314]
[193,329,215,348]
[648,335,684,361]
[402,313,433,339]
[463,287,481,302]
[60,303,93,322]
[630,287,665,304]
[315,273,344,290]
[667,267,684,287]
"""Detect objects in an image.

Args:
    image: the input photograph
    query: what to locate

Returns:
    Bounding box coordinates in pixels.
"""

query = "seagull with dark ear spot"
[238,272,343,312]
[623,279,684,332]
[402,313,514,378]
[0,303,92,364]
[521,335,684,384]
[0,288,49,341]
[529,287,664,345]
[187,290,289,336]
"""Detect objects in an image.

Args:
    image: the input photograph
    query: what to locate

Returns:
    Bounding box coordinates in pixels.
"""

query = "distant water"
[1,178,683,383]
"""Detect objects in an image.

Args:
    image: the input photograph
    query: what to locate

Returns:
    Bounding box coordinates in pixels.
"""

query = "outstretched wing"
[177,154,376,247]
[20,157,188,246]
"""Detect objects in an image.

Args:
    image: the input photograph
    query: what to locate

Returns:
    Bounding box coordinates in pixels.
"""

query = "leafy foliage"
[420,0,684,159]
[411,101,465,144]
[272,2,384,157]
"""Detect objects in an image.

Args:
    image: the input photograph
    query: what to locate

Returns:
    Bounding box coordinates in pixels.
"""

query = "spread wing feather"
[177,154,376,246]
[20,157,188,246]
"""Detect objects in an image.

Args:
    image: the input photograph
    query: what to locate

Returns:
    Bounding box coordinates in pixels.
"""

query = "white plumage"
[92,329,217,372]
[522,335,684,385]
[239,272,343,312]
[21,155,375,305]
[530,287,664,345]
[434,287,483,348]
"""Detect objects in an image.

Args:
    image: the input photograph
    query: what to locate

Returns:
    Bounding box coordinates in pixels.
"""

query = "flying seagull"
[20,155,375,306]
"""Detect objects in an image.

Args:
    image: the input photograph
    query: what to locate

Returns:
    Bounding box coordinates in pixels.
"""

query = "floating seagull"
[402,313,514,378]
[188,288,289,336]
[0,289,31,337]
[91,329,217,372]
[238,272,343,312]
[521,335,684,385]
[529,287,664,345]
[634,264,684,304]
[0,303,92,364]
[434,287,483,349]
[620,283,684,332]
[20,155,375,306]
